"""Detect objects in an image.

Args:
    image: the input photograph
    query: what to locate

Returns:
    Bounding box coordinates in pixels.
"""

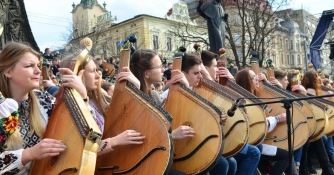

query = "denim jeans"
[227,157,237,175]
[322,135,334,156]
[234,144,261,175]
[294,147,303,166]
[169,169,185,175]
[209,156,229,175]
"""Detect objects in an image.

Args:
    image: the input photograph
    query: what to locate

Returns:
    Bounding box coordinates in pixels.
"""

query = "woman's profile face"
[249,70,259,88]
[84,60,100,91]
[147,55,165,82]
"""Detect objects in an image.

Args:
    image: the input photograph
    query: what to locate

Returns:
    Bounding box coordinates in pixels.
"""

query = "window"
[103,45,107,58]
[296,40,300,51]
[259,19,263,27]
[280,38,282,49]
[234,14,239,24]
[297,55,301,65]
[291,55,294,65]
[287,55,290,65]
[181,39,186,46]
[285,39,289,50]
[235,33,241,45]
[116,41,121,53]
[246,35,250,43]
[281,54,284,64]
[237,50,242,60]
[290,40,293,50]
[153,35,159,50]
[245,14,249,22]
[272,54,276,63]
[167,37,172,51]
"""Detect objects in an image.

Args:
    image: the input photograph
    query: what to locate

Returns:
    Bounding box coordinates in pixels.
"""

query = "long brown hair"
[0,42,44,149]
[130,49,158,95]
[301,70,321,95]
[235,69,255,94]
[286,70,295,90]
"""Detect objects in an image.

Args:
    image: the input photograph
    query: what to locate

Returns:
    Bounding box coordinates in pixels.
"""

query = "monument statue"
[0,0,39,51]
[197,0,228,55]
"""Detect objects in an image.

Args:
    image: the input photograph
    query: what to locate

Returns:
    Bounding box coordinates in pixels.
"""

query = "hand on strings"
[258,72,267,82]
[269,78,282,88]
[111,130,145,146]
[169,70,190,87]
[217,67,235,81]
[116,67,140,88]
[221,113,227,122]
[199,63,212,80]
[171,126,195,140]
[97,138,114,156]
[59,68,88,99]
[291,85,307,94]
[22,139,66,165]
[276,113,286,123]
[42,77,56,89]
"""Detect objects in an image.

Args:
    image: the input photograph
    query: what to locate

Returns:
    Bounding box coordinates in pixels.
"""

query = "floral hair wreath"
[0,92,19,151]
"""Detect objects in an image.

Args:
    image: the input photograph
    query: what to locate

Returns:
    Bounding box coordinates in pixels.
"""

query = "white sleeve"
[267,116,278,133]
[0,149,31,174]
[160,89,169,102]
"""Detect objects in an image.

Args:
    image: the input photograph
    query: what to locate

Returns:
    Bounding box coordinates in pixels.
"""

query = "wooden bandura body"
[193,77,249,158]
[215,59,267,146]
[269,70,315,138]
[293,93,329,141]
[289,75,321,139]
[102,62,115,77]
[225,81,268,146]
[95,49,172,175]
[30,38,102,175]
[251,60,308,150]
[321,85,334,102]
[309,96,334,138]
[164,56,223,174]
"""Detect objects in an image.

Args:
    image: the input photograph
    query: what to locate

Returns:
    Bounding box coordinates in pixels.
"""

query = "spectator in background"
[101,82,115,98]
[153,82,164,94]
[95,58,108,79]
[323,78,331,88]
[51,57,60,76]
[163,63,172,80]
[43,48,53,61]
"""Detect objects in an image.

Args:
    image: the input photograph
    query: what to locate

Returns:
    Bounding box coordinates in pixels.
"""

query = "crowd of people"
[0,41,334,175]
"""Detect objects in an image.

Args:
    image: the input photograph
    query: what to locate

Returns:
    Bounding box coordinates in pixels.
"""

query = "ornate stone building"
[69,0,206,62]
[0,0,39,51]
[71,0,114,38]
[276,9,332,75]
[272,13,308,72]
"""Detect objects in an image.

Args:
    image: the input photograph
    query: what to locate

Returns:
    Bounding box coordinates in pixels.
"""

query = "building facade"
[69,0,206,63]
[276,9,332,75]
[272,13,308,72]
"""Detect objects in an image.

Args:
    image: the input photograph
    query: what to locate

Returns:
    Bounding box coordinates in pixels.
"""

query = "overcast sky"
[24,0,334,52]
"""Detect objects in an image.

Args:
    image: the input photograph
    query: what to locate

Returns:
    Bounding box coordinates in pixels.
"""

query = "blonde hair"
[0,42,44,150]
[62,54,108,116]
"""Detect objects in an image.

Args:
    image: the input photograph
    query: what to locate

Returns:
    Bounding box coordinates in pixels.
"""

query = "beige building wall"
[72,2,107,36]
[70,14,207,63]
